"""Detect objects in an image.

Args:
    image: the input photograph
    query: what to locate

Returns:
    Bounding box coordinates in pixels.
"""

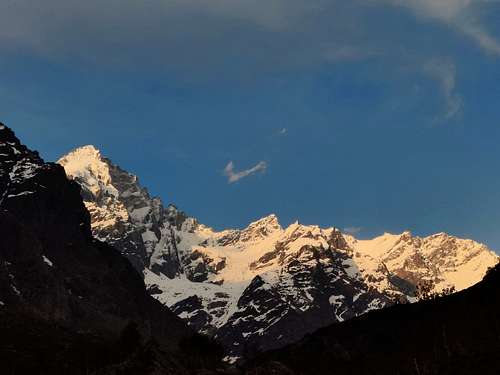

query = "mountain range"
[1,123,499,374]
[58,144,499,362]
[245,262,500,375]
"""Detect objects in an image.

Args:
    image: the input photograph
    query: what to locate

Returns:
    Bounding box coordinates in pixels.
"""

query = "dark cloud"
[0,0,498,115]
[1,0,497,75]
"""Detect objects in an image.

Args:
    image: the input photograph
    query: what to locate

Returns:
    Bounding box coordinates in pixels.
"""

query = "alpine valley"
[58,145,499,362]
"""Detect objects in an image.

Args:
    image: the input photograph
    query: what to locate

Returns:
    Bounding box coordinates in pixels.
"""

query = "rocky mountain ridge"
[0,124,224,374]
[245,263,500,375]
[58,145,499,361]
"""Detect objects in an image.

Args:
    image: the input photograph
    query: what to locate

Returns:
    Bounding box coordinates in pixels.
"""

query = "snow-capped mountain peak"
[239,213,282,242]
[58,145,499,362]
[347,230,497,294]
[59,145,169,272]
[57,145,118,198]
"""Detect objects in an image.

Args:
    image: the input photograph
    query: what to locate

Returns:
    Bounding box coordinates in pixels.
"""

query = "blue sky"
[1,1,500,251]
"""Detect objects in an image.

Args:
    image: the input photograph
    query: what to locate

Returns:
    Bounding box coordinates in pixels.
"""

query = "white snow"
[8,161,41,183]
[362,298,385,314]
[223,356,240,364]
[329,295,346,321]
[42,255,54,267]
[146,219,498,335]
[130,206,150,223]
[349,231,498,294]
[352,291,363,302]
[58,145,119,197]
[11,284,21,296]
[352,232,403,258]
[7,191,34,198]
[145,217,292,329]
[84,201,129,231]
[342,258,360,278]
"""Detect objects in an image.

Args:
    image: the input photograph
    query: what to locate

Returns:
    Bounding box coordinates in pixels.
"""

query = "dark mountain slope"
[0,123,224,374]
[246,263,500,375]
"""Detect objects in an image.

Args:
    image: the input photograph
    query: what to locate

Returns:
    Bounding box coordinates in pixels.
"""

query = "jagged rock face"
[150,217,495,363]
[244,264,500,375]
[58,146,187,276]
[346,231,498,294]
[58,145,499,362]
[214,224,389,359]
[0,125,222,374]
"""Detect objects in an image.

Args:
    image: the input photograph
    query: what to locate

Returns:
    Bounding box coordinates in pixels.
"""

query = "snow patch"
[9,161,41,183]
[42,255,54,267]
[130,206,150,223]
[7,191,34,198]
[329,295,346,321]
[11,284,21,296]
[223,356,240,364]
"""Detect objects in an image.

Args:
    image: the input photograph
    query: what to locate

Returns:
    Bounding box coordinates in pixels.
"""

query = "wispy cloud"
[461,22,500,55]
[0,0,498,128]
[224,161,267,183]
[389,0,472,21]
[1,0,498,75]
[390,0,500,56]
[423,58,463,120]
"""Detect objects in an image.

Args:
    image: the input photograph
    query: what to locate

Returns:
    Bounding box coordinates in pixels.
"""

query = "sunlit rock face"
[59,145,499,362]
[59,146,187,276]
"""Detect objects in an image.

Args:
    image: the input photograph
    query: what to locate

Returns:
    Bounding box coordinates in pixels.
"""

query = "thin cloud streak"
[224,161,267,184]
[424,58,463,120]
[461,23,500,55]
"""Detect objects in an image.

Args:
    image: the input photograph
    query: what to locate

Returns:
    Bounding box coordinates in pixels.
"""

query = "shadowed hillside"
[0,124,226,374]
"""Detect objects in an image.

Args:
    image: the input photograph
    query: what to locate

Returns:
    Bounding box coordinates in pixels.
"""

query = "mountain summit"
[58,145,184,274]
[59,145,499,362]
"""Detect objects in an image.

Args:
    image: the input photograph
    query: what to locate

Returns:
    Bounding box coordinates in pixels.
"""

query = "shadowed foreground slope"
[0,124,225,374]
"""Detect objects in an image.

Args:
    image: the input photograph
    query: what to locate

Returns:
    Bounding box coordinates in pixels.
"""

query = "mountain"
[0,124,224,374]
[58,145,499,362]
[245,263,500,375]
[344,231,496,293]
